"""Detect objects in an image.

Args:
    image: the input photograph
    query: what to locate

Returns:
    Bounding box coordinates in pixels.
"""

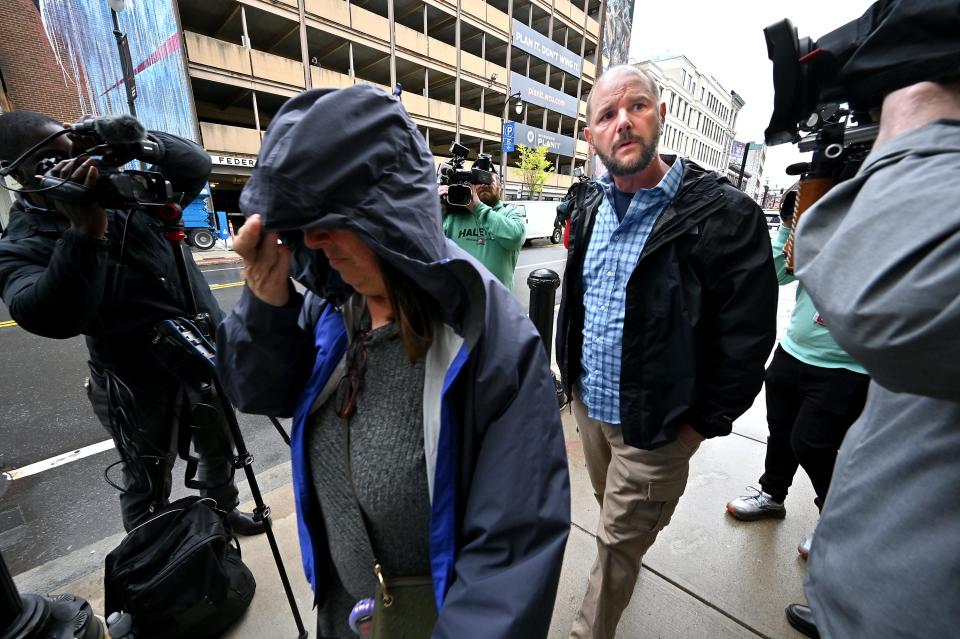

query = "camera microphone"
[72,114,148,144]
[71,114,164,165]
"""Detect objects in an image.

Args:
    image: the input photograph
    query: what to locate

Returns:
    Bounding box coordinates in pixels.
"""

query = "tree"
[515,144,555,200]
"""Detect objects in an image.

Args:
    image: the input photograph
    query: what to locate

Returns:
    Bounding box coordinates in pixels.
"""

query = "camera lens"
[448,184,471,207]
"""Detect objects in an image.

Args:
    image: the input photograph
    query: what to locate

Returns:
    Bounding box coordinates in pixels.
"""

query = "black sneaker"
[785,604,820,638]
[726,486,786,521]
[225,509,267,536]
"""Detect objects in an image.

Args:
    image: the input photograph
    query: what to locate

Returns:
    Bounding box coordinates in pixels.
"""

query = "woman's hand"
[234,214,291,306]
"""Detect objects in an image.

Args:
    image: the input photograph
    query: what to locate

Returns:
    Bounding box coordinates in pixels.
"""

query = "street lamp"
[499,91,523,181]
[108,0,138,116]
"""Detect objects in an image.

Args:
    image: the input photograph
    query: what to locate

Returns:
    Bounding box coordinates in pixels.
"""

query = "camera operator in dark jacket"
[0,111,262,535]
[555,66,777,639]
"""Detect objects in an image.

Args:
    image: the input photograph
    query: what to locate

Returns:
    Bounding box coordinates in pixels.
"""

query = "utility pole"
[735,142,749,189]
[109,2,137,116]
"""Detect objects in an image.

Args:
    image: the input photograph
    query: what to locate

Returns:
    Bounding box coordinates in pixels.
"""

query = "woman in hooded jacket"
[216,84,570,639]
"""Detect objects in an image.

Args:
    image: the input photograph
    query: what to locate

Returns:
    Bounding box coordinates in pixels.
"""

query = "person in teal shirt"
[726,191,869,559]
[439,169,525,290]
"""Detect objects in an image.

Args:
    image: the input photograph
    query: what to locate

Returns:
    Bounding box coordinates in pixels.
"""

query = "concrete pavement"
[189,244,242,268]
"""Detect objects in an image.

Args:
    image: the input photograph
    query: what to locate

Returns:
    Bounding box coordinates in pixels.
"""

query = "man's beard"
[478,188,500,206]
[596,121,662,177]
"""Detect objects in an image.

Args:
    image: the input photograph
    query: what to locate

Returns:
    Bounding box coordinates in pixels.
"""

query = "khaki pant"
[570,392,699,639]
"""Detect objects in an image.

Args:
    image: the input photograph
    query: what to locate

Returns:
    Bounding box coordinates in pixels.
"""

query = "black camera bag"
[104,496,256,638]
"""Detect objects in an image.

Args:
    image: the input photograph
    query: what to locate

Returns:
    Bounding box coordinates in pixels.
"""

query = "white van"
[505,200,563,245]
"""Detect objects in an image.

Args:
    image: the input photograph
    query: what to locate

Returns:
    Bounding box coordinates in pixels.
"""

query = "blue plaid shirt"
[579,157,684,424]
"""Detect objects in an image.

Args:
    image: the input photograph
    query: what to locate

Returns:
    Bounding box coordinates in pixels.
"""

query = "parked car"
[763,210,781,231]
[506,199,563,245]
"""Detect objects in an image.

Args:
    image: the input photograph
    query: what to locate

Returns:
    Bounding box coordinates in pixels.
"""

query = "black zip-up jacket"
[0,131,221,378]
[556,159,778,449]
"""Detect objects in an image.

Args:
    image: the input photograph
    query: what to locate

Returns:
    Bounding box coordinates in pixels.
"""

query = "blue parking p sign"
[503,121,516,153]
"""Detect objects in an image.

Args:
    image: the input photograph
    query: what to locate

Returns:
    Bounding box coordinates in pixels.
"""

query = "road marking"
[200,266,244,273]
[518,258,566,270]
[2,439,115,481]
[0,281,247,329]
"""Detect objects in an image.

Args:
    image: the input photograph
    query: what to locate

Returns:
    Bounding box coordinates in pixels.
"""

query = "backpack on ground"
[104,496,256,638]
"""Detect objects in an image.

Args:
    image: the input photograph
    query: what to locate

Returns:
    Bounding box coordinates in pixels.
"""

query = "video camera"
[0,114,173,208]
[764,0,960,147]
[438,142,495,208]
[762,0,960,273]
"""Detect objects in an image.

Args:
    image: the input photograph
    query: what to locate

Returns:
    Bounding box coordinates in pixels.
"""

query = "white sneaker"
[798,534,813,560]
[726,486,786,521]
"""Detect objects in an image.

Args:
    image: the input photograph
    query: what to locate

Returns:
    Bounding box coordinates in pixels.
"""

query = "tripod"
[153,204,309,638]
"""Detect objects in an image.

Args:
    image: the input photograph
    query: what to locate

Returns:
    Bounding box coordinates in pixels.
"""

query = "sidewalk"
[35,398,814,639]
[189,244,243,268]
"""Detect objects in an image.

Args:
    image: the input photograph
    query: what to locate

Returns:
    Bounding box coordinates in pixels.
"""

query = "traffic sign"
[503,121,516,153]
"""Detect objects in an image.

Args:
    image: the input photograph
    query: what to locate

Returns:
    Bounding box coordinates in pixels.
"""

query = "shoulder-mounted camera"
[438,142,495,208]
[762,0,960,273]
[0,114,174,208]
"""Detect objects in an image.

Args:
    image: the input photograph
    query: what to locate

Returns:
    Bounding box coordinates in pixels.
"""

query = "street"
[0,242,567,577]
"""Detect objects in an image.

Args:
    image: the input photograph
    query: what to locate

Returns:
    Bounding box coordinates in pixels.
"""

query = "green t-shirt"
[442,200,526,290]
[773,225,866,374]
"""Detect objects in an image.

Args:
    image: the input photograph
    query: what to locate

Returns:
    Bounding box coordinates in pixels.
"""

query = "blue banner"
[510,121,576,158]
[510,71,578,119]
[512,20,582,77]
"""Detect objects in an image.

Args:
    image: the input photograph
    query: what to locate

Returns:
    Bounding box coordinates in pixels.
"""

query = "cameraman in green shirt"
[439,168,525,290]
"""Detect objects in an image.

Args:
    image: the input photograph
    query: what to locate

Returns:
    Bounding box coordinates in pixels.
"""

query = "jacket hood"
[240,84,482,329]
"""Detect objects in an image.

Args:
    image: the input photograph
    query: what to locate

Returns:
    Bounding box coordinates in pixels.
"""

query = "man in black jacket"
[0,111,262,535]
[556,66,777,639]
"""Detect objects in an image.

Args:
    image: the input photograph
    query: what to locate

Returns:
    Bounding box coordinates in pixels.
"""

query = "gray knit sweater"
[307,321,431,638]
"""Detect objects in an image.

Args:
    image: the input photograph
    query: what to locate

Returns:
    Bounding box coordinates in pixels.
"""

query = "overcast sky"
[628,0,876,190]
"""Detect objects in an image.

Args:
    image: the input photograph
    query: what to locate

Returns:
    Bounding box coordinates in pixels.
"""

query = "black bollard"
[527,268,561,361]
[527,269,567,407]
[0,550,104,638]
[0,550,22,632]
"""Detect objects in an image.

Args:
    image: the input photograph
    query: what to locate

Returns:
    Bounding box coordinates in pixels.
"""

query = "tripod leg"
[161,220,304,633]
[213,380,309,638]
[268,416,292,447]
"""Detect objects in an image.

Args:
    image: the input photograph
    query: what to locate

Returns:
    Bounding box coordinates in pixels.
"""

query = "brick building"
[0,0,84,229]
[0,0,82,123]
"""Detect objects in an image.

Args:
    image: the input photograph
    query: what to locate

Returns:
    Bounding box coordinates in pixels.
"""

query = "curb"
[195,257,244,267]
[192,254,244,268]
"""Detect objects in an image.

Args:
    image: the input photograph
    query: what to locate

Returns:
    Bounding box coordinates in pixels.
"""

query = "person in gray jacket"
[788,77,960,638]
[216,84,570,638]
